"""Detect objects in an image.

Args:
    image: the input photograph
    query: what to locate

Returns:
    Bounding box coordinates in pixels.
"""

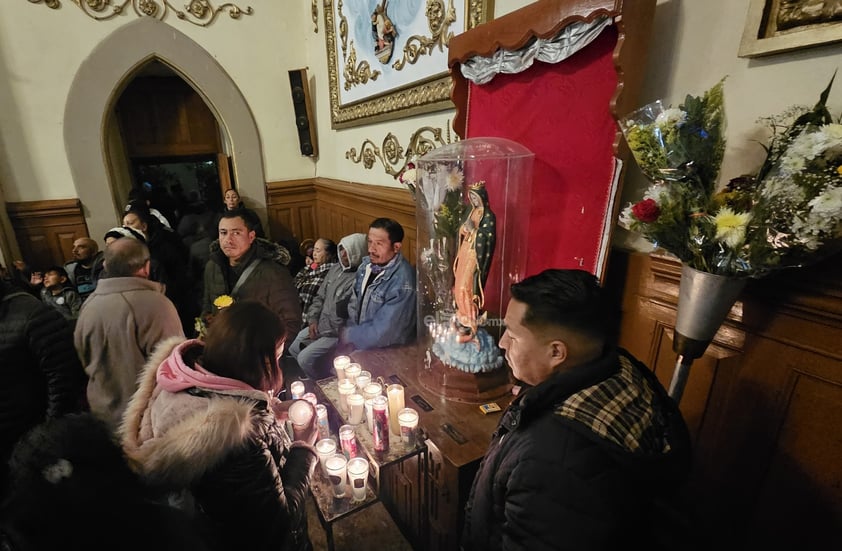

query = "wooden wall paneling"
[266,179,317,242]
[313,178,416,266]
[695,333,842,547]
[6,199,89,270]
[265,178,416,263]
[607,248,842,548]
[743,361,842,548]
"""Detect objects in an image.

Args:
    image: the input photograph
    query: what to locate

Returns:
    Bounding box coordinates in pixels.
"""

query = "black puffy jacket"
[463,348,692,551]
[0,280,86,485]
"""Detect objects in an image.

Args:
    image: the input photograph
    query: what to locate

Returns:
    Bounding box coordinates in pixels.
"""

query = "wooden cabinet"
[350,346,513,550]
[605,249,842,548]
[380,453,426,549]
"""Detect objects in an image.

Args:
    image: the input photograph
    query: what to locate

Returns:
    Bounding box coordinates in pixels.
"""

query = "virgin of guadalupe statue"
[452,181,496,342]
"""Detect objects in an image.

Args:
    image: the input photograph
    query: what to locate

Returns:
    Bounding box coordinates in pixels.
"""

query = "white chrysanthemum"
[777,131,819,176]
[820,123,842,141]
[808,186,842,215]
[654,108,687,129]
[760,176,806,203]
[818,124,842,159]
[643,183,666,202]
[777,154,807,177]
[790,211,836,249]
[713,207,752,249]
[446,167,464,191]
[400,167,417,185]
[618,204,635,229]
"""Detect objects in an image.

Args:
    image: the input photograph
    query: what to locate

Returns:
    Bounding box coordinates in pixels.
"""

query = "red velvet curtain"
[466,27,620,286]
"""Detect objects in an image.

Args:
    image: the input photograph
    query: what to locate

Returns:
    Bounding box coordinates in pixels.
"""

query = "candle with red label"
[372,395,389,452]
[339,424,359,458]
[315,404,330,440]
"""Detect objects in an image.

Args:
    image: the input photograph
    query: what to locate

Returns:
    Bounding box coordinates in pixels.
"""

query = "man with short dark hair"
[64,237,104,301]
[202,210,301,336]
[463,269,692,550]
[74,238,183,430]
[339,218,416,351]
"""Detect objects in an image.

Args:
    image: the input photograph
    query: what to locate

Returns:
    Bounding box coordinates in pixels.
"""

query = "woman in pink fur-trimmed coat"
[121,301,318,551]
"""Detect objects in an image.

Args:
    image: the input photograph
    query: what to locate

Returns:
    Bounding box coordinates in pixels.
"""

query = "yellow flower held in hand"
[714,207,751,249]
[213,295,234,309]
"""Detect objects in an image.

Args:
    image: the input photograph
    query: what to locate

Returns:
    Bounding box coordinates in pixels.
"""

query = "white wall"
[0,1,315,206]
[0,0,839,254]
[617,0,842,249]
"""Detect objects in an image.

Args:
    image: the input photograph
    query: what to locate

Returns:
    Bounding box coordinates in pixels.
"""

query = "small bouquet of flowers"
[400,162,467,240]
[194,295,234,340]
[620,76,842,278]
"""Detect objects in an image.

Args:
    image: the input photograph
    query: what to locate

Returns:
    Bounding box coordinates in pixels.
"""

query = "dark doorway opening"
[131,154,224,228]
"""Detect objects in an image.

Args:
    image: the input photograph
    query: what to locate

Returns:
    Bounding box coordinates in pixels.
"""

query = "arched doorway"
[64,17,266,244]
[112,60,229,232]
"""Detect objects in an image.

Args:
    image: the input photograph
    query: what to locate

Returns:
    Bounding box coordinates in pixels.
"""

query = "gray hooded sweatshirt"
[305,233,367,337]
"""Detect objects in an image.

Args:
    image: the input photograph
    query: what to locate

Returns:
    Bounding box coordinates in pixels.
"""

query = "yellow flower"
[713,207,751,249]
[213,295,234,309]
[836,165,842,176]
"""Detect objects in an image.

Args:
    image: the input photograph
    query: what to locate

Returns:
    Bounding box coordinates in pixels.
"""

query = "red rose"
[631,198,660,223]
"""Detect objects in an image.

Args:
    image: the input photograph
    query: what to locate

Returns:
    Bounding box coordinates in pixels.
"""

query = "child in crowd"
[293,238,337,323]
[31,266,83,322]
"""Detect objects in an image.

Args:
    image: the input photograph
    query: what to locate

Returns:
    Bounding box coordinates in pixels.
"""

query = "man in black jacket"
[0,279,86,493]
[64,237,105,302]
[462,269,692,550]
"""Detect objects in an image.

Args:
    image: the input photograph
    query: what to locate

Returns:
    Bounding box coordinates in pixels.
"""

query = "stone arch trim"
[64,17,264,243]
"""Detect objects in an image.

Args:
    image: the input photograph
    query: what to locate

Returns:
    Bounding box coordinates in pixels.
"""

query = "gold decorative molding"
[312,0,318,32]
[27,0,253,27]
[324,0,492,129]
[345,124,454,178]
[343,43,381,91]
[392,0,457,71]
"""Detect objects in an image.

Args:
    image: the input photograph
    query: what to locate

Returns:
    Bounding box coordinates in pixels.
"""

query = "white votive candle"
[290,380,305,400]
[345,363,362,383]
[333,355,351,382]
[338,379,356,414]
[347,393,365,425]
[387,384,405,436]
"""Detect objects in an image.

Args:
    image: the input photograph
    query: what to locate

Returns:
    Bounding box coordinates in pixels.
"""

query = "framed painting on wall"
[324,0,494,129]
[740,0,842,57]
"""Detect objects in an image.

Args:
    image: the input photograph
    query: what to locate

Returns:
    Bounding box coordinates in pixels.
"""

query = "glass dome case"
[413,137,534,401]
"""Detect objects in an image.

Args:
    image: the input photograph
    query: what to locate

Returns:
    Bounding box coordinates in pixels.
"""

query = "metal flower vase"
[669,264,747,403]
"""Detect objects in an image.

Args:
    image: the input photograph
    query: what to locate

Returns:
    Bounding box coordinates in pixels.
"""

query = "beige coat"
[74,276,183,430]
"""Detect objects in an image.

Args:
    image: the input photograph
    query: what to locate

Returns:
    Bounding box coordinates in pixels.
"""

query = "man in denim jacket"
[339,218,416,351]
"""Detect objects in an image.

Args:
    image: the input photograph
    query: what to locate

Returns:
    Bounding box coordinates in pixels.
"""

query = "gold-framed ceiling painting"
[324,0,494,129]
[740,0,842,57]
